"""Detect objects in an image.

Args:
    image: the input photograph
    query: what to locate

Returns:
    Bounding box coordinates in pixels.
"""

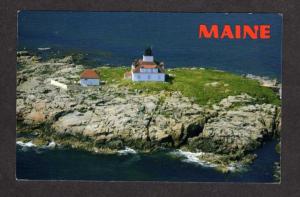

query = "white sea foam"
[37,47,51,51]
[16,140,57,151]
[117,147,137,155]
[47,141,56,148]
[171,150,218,168]
[16,141,37,147]
[16,141,38,152]
[227,165,236,172]
[226,163,245,172]
[171,150,244,172]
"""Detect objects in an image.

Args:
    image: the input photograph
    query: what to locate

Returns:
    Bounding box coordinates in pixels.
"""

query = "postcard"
[16,11,282,182]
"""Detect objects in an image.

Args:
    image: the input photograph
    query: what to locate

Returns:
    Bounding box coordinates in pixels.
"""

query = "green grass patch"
[97,67,129,83]
[97,67,280,106]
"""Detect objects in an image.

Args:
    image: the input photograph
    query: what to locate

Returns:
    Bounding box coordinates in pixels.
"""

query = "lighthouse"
[124,47,166,82]
[142,47,154,62]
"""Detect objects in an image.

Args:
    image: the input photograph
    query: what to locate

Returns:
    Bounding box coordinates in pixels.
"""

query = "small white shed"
[80,69,100,87]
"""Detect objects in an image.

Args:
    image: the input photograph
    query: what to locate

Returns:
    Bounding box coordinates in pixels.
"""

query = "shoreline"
[16,51,281,174]
[16,137,279,178]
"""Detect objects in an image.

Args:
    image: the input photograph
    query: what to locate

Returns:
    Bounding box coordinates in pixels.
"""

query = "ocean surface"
[18,12,282,79]
[16,140,279,182]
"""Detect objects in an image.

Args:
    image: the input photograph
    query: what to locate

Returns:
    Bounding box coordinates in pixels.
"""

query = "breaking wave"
[117,147,137,155]
[170,149,244,172]
[37,47,51,51]
[16,141,37,148]
[16,140,57,154]
[171,149,218,168]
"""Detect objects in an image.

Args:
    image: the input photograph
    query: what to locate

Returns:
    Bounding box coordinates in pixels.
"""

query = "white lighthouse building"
[125,48,165,82]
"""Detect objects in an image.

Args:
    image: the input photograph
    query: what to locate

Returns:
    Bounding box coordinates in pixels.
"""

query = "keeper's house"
[125,48,165,82]
[80,69,100,86]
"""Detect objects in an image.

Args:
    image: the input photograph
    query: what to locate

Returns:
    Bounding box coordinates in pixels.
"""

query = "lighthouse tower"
[142,47,154,62]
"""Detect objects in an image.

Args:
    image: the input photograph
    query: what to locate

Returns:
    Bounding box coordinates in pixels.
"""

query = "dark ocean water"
[16,140,280,182]
[18,11,282,79]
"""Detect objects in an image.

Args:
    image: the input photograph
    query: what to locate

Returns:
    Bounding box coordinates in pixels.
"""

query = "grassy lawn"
[97,67,280,106]
[97,67,129,83]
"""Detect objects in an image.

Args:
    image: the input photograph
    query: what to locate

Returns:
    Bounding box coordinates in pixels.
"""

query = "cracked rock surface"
[16,52,280,169]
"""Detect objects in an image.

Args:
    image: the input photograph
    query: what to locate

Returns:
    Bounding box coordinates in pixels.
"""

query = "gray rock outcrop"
[16,52,281,169]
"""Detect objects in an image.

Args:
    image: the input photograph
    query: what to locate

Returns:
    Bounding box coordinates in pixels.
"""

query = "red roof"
[132,59,164,73]
[140,65,158,69]
[80,69,99,79]
[140,61,156,66]
[140,61,157,69]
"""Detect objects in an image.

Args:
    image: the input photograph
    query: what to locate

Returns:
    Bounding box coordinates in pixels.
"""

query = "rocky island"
[16,51,281,173]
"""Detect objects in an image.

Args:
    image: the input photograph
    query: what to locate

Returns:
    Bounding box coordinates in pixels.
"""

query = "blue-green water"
[18,12,282,79]
[16,140,279,182]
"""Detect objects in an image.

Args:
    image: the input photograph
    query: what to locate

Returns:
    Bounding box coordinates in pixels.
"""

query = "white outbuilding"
[80,69,100,87]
